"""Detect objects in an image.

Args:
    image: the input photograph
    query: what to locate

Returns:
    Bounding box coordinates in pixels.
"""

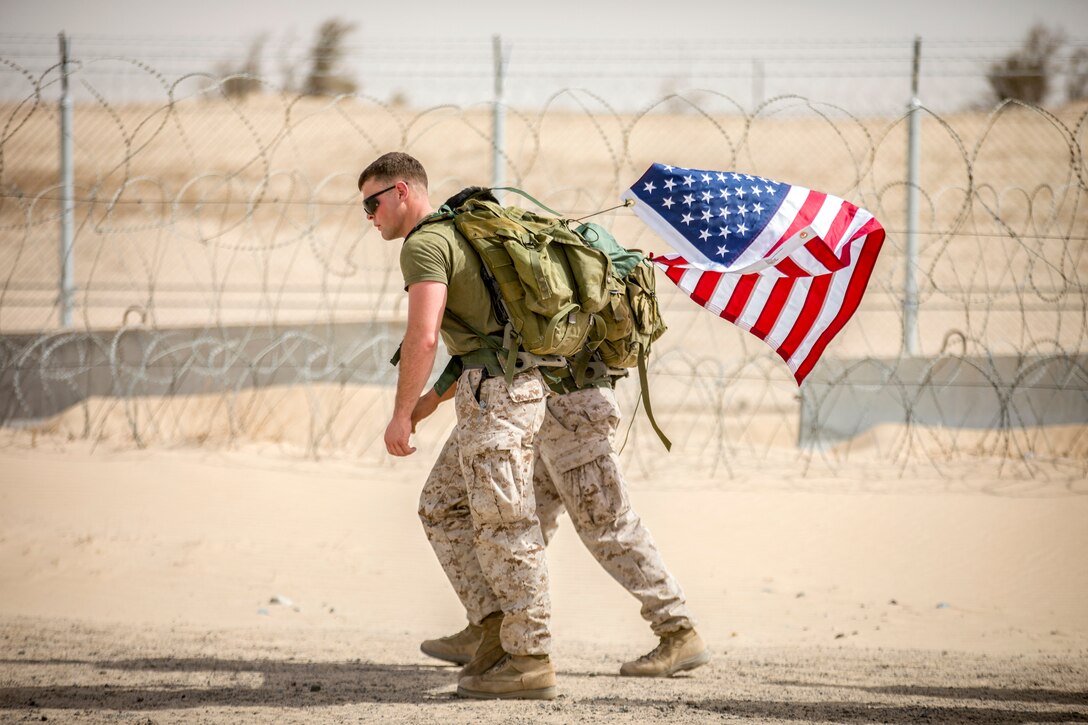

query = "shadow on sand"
[0,656,459,711]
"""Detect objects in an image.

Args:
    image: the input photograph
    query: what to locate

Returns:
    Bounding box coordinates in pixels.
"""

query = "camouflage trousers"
[533,385,695,636]
[417,367,551,655]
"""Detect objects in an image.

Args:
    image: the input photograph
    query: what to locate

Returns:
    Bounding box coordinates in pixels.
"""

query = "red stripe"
[654,254,686,266]
[773,257,811,278]
[823,201,860,252]
[691,270,723,307]
[652,255,687,271]
[721,274,758,322]
[750,276,796,340]
[803,238,845,273]
[792,223,885,383]
[767,190,826,256]
[665,263,687,285]
[776,273,831,361]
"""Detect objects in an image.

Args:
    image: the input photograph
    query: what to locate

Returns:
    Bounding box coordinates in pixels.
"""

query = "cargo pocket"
[505,372,546,404]
[464,447,536,526]
[456,370,543,527]
[546,388,619,473]
[567,453,631,529]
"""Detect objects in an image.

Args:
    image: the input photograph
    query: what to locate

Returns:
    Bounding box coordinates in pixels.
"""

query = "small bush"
[218,35,266,101]
[303,20,357,97]
[987,24,1064,105]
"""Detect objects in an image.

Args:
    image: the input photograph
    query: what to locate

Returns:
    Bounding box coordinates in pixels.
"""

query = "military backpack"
[411,188,671,448]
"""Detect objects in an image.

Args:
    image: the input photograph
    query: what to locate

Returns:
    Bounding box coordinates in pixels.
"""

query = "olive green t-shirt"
[400,217,503,356]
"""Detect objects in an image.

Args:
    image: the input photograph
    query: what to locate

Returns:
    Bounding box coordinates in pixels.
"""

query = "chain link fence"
[1,36,1085,490]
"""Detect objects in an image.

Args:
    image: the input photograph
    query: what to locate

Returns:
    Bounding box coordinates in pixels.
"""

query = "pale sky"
[2,0,1086,42]
[3,0,1086,112]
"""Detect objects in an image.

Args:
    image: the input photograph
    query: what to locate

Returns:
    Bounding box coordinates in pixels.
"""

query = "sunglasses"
[362,184,397,215]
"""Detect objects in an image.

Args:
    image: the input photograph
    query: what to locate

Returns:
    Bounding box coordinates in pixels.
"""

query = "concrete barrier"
[0,322,420,424]
[798,353,1088,447]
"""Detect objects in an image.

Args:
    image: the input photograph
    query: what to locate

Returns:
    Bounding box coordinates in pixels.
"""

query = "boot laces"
[637,635,679,663]
[443,624,473,642]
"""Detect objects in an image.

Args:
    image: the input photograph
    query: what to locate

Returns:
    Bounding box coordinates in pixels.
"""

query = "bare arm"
[385,280,447,456]
[411,381,457,431]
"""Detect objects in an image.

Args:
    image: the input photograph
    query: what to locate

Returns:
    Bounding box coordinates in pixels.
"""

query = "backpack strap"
[637,346,672,451]
[405,207,456,240]
[490,186,563,216]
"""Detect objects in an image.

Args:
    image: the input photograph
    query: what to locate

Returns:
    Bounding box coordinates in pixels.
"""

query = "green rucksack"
[452,198,612,359]
[573,221,667,371]
[421,188,670,449]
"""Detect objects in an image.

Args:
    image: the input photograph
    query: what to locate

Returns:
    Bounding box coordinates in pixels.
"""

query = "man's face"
[360,178,404,240]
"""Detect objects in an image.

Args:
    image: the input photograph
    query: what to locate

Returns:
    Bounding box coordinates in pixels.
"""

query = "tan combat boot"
[457,653,557,700]
[460,611,506,677]
[420,622,483,665]
[620,628,711,677]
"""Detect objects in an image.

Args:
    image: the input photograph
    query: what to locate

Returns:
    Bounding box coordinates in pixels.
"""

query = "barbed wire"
[0,56,1085,491]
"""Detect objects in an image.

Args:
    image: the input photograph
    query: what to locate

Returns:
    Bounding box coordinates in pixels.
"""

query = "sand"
[1,433,1086,723]
[1,93,1086,722]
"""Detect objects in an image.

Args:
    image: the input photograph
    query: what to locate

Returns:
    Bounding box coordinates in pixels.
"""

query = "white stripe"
[808,194,845,239]
[779,244,826,276]
[706,273,741,316]
[677,267,703,295]
[832,207,874,253]
[734,274,778,331]
[786,246,864,371]
[764,276,812,350]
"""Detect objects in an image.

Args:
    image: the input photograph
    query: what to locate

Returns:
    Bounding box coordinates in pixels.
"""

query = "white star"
[701,191,712,203]
[701,173,711,183]
[716,244,729,256]
[643,181,656,194]
[735,187,746,198]
[750,186,762,196]
[663,165,674,172]
[764,184,776,194]
[664,178,676,191]
[719,188,732,200]
[731,172,742,181]
[683,175,695,187]
[681,213,694,225]
[718,207,730,218]
[752,202,764,215]
[683,194,694,206]
[699,229,711,241]
[701,209,712,222]
[737,204,749,216]
[716,172,728,182]
[718,227,731,239]
[736,223,749,235]
[661,197,674,209]
[743,174,754,181]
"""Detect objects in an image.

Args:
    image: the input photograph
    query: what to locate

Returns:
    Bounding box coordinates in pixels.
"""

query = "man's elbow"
[405,331,440,354]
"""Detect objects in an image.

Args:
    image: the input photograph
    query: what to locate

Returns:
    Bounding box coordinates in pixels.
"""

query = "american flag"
[621,163,885,385]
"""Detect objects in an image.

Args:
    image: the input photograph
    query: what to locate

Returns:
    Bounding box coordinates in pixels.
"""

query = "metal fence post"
[58,32,75,328]
[491,34,506,201]
[903,36,921,356]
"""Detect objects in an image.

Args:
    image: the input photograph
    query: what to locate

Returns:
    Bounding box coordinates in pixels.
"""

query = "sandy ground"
[0,438,1086,724]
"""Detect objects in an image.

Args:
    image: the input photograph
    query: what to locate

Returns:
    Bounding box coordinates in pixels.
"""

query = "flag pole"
[903,36,922,356]
[58,32,75,328]
[491,35,506,203]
